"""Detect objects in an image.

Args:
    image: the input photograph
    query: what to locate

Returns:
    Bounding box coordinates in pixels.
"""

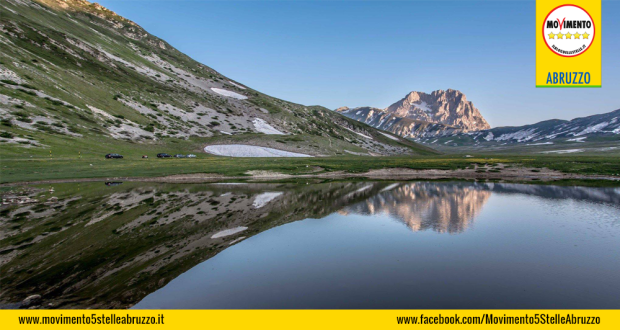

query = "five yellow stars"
[547,32,590,40]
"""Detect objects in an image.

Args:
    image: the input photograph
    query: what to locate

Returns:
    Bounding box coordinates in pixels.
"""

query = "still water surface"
[1,181,619,308]
[136,182,620,309]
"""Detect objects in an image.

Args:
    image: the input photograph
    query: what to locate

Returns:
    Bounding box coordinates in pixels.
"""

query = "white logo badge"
[543,4,595,57]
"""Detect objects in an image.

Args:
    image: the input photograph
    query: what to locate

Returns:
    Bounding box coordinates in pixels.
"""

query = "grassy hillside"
[0,0,436,164]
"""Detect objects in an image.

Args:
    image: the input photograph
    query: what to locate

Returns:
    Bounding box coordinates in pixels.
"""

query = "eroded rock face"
[336,106,463,139]
[336,89,490,139]
[385,89,490,131]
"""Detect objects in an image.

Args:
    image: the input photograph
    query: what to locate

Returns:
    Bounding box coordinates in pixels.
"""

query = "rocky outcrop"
[336,106,464,139]
[385,89,490,131]
[336,89,490,139]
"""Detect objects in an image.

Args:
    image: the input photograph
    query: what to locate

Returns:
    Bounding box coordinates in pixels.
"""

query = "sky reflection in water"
[134,182,620,309]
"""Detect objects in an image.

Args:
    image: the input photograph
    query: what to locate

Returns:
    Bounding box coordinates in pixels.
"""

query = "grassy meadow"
[2,151,620,184]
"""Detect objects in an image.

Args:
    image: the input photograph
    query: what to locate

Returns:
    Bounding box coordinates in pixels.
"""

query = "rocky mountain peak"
[431,89,467,102]
[335,106,350,112]
[385,89,489,131]
[36,0,138,26]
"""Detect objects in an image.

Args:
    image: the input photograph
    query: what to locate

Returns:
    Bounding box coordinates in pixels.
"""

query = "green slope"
[0,0,437,162]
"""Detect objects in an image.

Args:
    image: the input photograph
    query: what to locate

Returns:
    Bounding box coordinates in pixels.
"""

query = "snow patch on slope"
[379,131,399,141]
[204,145,312,157]
[495,128,538,142]
[575,122,609,136]
[413,101,432,113]
[343,126,373,140]
[210,88,247,100]
[253,118,285,135]
[228,81,246,89]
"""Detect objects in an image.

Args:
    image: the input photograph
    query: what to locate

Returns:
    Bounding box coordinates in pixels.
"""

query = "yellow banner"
[536,0,601,87]
[1,310,620,329]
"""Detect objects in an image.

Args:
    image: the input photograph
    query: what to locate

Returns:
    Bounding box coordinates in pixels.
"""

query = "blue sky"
[97,0,620,127]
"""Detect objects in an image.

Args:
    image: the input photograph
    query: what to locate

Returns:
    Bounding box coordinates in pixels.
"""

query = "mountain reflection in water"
[1,181,618,309]
[340,182,491,233]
